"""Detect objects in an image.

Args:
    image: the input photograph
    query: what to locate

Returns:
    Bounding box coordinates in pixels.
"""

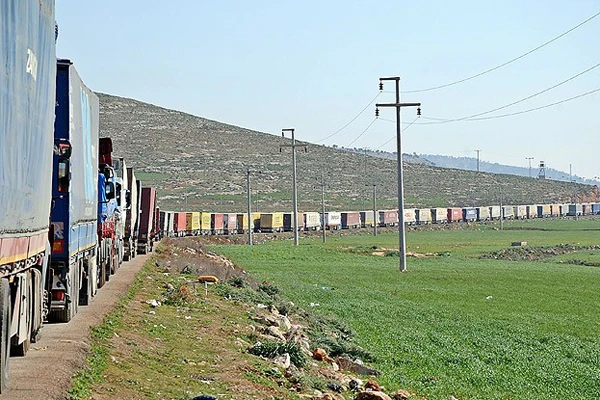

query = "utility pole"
[280,128,306,246]
[321,172,326,243]
[475,149,481,173]
[571,164,578,221]
[376,77,421,272]
[372,184,377,236]
[526,157,534,178]
[245,168,253,246]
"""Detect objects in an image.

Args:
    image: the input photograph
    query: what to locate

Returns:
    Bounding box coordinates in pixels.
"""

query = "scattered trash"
[486,296,493,300]
[149,310,156,315]
[146,299,161,308]
[257,303,268,309]
[180,265,193,274]
[309,302,320,307]
[184,315,192,320]
[327,382,343,393]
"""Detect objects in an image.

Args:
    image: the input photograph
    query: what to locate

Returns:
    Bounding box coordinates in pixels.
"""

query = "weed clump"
[249,340,307,368]
[259,281,280,296]
[163,285,195,306]
[227,276,246,288]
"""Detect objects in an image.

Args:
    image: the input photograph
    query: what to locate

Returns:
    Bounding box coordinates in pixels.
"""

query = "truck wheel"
[0,279,11,393]
[98,259,106,289]
[79,259,91,306]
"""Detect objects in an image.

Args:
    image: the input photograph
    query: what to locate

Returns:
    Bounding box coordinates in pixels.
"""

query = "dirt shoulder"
[5,253,150,400]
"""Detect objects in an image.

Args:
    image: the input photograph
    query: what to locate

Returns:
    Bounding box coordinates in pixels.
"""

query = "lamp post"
[376,77,421,272]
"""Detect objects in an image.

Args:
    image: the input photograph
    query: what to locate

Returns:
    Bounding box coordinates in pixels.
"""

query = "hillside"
[98,93,600,212]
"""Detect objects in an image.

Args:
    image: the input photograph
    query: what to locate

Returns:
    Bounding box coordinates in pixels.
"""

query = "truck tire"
[79,260,91,306]
[98,259,106,289]
[0,279,11,393]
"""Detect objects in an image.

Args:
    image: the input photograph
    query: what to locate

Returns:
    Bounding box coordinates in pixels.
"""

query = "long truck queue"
[0,2,159,392]
[157,202,597,237]
[2,0,596,394]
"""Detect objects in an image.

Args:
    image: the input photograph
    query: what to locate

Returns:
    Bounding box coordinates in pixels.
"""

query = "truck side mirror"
[106,182,116,200]
[115,182,122,205]
[125,190,132,209]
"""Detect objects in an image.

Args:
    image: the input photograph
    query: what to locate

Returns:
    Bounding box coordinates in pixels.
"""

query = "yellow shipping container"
[185,212,200,232]
[237,213,261,232]
[260,212,284,232]
[200,212,212,232]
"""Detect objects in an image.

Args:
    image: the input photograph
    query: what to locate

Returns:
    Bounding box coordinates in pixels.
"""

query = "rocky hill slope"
[98,93,599,212]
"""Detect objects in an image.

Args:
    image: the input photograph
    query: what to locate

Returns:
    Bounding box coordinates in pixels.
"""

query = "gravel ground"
[4,252,150,399]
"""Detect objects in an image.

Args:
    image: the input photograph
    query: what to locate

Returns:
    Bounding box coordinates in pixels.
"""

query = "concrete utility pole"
[475,149,481,172]
[526,157,534,178]
[376,77,421,272]
[244,167,257,246]
[321,172,326,243]
[280,128,306,246]
[571,164,578,221]
[371,184,377,236]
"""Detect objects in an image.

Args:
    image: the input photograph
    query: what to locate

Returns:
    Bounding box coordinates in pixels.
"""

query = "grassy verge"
[68,258,150,399]
[214,218,600,400]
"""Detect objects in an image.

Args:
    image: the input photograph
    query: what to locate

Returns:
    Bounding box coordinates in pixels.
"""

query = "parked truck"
[0,1,57,390]
[123,169,139,261]
[113,158,130,264]
[138,187,157,254]
[50,59,100,322]
[97,138,123,281]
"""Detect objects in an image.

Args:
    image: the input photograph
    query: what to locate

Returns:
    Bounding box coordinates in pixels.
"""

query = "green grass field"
[214,219,600,400]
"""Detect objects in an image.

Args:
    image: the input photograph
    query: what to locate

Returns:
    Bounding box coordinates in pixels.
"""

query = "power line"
[315,92,381,143]
[416,61,600,124]
[346,118,378,147]
[376,116,419,149]
[466,86,600,121]
[403,10,600,94]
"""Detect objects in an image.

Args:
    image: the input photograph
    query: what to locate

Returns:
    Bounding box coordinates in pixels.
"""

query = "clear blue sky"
[56,0,599,180]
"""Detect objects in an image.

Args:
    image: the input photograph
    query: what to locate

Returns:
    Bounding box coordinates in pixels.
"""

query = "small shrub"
[163,285,195,306]
[313,334,374,362]
[259,282,280,296]
[249,340,307,368]
[228,276,246,288]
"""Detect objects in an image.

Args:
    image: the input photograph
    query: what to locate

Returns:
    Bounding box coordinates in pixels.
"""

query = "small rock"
[355,391,393,400]
[365,380,381,391]
[267,326,286,341]
[313,348,334,363]
[273,353,291,369]
[279,315,292,331]
[391,389,412,399]
[337,357,381,376]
